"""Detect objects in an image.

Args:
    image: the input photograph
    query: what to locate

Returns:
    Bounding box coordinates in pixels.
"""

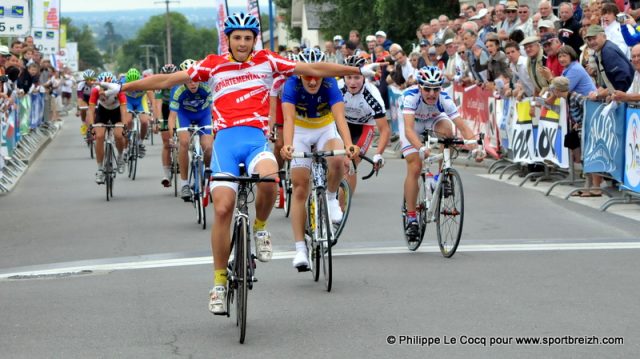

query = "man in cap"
[376,30,392,51]
[333,35,345,64]
[471,8,496,43]
[540,33,564,77]
[558,2,583,56]
[585,25,634,100]
[537,20,556,36]
[0,45,10,75]
[366,35,378,60]
[521,35,550,95]
[499,1,521,40]
[417,39,431,68]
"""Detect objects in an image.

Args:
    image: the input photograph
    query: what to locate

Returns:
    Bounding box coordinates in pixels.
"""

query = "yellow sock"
[253,218,267,232]
[214,269,228,287]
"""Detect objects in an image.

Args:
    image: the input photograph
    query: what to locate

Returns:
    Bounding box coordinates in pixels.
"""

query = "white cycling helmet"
[416,66,443,88]
[344,55,367,68]
[298,48,326,63]
[180,59,196,71]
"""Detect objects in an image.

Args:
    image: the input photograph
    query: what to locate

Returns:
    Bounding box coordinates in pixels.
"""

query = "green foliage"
[114,12,218,73]
[274,0,302,41]
[279,0,459,50]
[61,17,104,70]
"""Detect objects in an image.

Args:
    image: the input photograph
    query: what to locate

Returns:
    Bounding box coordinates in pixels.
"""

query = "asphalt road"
[1,115,639,358]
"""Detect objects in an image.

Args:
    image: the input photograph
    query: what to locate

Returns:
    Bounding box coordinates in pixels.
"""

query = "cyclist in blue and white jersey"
[167,59,214,201]
[401,66,457,240]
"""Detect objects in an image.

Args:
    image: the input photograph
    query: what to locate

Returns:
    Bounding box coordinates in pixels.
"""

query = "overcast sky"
[61,0,271,12]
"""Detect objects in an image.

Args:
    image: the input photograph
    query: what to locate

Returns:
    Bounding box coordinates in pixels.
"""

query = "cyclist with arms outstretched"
[102,12,381,315]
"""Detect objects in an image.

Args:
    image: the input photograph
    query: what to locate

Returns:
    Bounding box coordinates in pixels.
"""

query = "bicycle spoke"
[436,168,464,258]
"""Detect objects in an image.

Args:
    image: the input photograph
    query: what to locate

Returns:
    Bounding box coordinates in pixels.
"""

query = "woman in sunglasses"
[280,48,359,272]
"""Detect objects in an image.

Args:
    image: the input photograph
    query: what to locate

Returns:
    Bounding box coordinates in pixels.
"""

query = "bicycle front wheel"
[283,162,292,218]
[436,168,464,258]
[171,148,178,197]
[235,216,249,343]
[318,192,333,292]
[333,179,352,245]
[105,144,113,201]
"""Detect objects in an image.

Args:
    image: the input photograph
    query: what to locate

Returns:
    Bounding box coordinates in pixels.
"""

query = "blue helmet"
[223,12,260,36]
[97,71,116,83]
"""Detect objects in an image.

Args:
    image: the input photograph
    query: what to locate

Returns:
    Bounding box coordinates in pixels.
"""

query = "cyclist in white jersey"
[340,55,390,194]
[401,66,456,239]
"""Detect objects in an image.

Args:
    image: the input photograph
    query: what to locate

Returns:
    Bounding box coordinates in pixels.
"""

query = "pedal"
[296,265,310,272]
[212,311,228,316]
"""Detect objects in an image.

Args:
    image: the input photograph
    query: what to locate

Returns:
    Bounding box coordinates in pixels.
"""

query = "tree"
[276,0,460,50]
[114,12,218,73]
[61,17,104,70]
[103,21,124,61]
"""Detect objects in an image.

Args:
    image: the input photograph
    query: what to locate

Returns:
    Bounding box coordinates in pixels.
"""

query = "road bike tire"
[105,144,113,201]
[318,191,333,292]
[88,136,94,159]
[332,179,352,246]
[131,136,139,181]
[171,148,178,197]
[283,162,292,218]
[305,193,320,282]
[235,216,249,344]
[200,161,207,230]
[436,168,464,258]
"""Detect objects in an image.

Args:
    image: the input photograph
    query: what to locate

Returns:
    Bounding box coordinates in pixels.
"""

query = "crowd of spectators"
[1,36,76,122]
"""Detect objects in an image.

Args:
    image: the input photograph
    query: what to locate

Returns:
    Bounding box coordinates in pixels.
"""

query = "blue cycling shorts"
[210,126,276,192]
[177,110,213,135]
[126,96,149,113]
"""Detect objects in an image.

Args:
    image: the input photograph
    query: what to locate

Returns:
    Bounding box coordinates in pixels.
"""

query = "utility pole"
[155,0,179,64]
[140,44,158,70]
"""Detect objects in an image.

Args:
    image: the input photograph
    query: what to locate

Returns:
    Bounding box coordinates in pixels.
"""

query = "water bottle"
[424,171,435,207]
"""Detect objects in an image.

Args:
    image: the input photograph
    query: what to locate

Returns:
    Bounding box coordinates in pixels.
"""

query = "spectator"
[538,0,560,28]
[494,3,507,28]
[22,47,35,67]
[463,29,490,83]
[509,29,526,53]
[443,38,460,84]
[437,15,453,41]
[558,2,584,56]
[538,20,557,36]
[485,37,512,89]
[471,9,496,42]
[349,30,363,50]
[0,45,9,75]
[325,41,339,63]
[417,39,431,68]
[499,1,520,41]
[434,38,448,65]
[601,2,630,58]
[540,33,565,77]
[365,35,378,61]
[585,25,634,100]
[24,36,35,48]
[409,52,421,74]
[572,0,584,23]
[521,36,550,95]
[420,23,435,44]
[504,40,535,98]
[386,44,416,90]
[612,43,640,101]
[531,13,542,34]
[466,5,477,19]
[430,19,441,40]
[376,31,393,51]
[374,45,389,63]
[558,45,597,96]
[10,40,23,57]
[476,2,486,10]
[60,67,74,109]
[517,4,536,37]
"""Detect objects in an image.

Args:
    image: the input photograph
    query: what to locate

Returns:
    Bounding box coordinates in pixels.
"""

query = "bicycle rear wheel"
[436,168,464,258]
[171,147,178,197]
[235,216,249,343]
[191,162,203,225]
[318,191,333,292]
[200,162,207,230]
[105,144,113,201]
[333,179,352,245]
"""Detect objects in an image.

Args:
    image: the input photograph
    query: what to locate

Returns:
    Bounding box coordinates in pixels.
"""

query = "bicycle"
[176,124,213,230]
[90,123,125,201]
[210,165,278,344]
[126,110,151,181]
[401,129,483,257]
[79,106,94,159]
[169,129,179,197]
[292,149,356,292]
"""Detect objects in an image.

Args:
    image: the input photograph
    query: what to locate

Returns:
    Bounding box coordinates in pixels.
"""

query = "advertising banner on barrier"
[624,107,640,192]
[537,98,569,168]
[512,99,536,163]
[583,100,626,182]
[453,84,501,159]
[499,98,517,156]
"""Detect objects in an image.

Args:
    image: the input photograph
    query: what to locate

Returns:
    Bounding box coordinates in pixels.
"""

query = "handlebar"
[292,149,347,158]
[90,123,126,128]
[358,155,381,180]
[423,130,484,147]
[175,125,214,133]
[127,110,152,116]
[210,173,279,184]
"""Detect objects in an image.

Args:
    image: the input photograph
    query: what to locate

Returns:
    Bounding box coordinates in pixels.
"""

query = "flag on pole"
[247,0,263,50]
[216,0,229,55]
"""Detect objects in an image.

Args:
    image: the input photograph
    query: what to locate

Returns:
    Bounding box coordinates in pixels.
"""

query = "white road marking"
[2,241,640,280]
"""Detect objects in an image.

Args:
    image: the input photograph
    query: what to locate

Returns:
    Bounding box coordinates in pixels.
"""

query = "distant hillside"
[65,6,247,40]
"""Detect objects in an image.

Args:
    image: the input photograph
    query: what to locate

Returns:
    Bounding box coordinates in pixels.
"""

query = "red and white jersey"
[89,87,126,110]
[270,74,287,97]
[187,50,297,132]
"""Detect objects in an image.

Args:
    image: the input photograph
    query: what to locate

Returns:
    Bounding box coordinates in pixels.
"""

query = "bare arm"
[374,116,391,156]
[168,110,178,136]
[281,102,296,159]
[122,71,191,92]
[294,62,360,78]
[268,95,277,131]
[87,103,95,125]
[330,102,355,150]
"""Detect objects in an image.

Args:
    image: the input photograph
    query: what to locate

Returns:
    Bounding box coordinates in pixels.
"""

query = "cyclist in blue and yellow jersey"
[167,59,214,201]
[124,68,151,158]
[154,63,178,187]
[279,48,360,272]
